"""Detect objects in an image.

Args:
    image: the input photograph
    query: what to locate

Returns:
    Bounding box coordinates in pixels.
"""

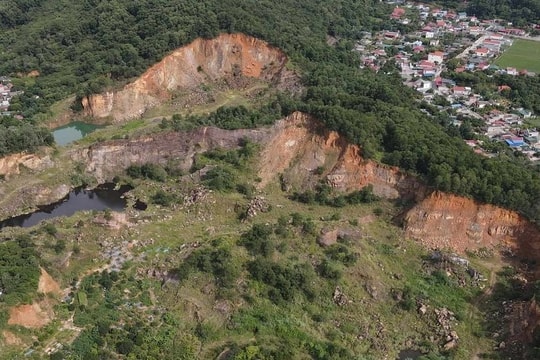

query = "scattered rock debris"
[244,196,270,219]
[333,286,350,306]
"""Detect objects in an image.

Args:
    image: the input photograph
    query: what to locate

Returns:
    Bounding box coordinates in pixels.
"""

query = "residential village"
[355,2,540,160]
[0,77,15,115]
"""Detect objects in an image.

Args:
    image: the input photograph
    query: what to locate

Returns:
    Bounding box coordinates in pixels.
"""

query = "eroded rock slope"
[81,33,291,122]
[403,191,540,263]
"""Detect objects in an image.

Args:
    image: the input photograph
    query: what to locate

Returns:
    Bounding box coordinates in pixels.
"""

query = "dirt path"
[470,269,497,359]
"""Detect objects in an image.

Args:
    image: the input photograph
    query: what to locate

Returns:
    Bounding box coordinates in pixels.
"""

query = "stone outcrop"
[257,112,425,200]
[403,191,540,263]
[0,152,53,178]
[70,126,271,183]
[0,183,70,220]
[81,33,290,122]
[71,111,425,202]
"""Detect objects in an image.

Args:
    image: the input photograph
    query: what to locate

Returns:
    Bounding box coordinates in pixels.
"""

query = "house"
[429,39,440,46]
[415,79,432,91]
[428,51,444,64]
[391,7,406,19]
[505,136,525,147]
[452,86,470,96]
[516,108,533,118]
[506,28,526,36]
[477,62,490,71]
[523,129,539,144]
[469,26,482,35]
[506,67,518,76]
[418,60,436,69]
[475,47,489,57]
[383,31,401,40]
[423,68,436,77]
[498,85,511,92]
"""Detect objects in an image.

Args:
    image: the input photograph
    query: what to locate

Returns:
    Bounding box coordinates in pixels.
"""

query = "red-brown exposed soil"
[81,33,293,122]
[38,267,61,295]
[8,302,52,328]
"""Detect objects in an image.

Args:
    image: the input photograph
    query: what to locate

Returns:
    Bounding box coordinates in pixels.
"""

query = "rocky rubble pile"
[244,196,270,219]
[183,186,211,207]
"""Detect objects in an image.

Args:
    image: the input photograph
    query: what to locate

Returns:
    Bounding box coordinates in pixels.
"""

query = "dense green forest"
[0,0,388,119]
[422,0,540,25]
[467,0,540,26]
[0,117,54,156]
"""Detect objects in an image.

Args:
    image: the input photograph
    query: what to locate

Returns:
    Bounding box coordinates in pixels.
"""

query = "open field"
[495,39,540,73]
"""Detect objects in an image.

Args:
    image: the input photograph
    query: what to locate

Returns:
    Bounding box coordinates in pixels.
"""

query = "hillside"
[1,1,540,359]
[0,109,539,358]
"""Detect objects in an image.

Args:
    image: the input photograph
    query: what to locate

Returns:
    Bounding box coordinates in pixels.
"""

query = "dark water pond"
[52,121,100,146]
[397,349,424,360]
[0,183,131,229]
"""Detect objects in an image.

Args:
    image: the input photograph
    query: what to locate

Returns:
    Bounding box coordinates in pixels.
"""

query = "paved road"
[456,34,489,59]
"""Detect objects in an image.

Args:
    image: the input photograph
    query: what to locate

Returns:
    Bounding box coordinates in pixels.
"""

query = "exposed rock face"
[72,111,424,201]
[81,33,290,122]
[506,298,540,345]
[403,191,540,262]
[326,145,426,200]
[258,112,425,200]
[64,111,540,267]
[71,127,271,183]
[0,152,53,178]
[0,183,70,220]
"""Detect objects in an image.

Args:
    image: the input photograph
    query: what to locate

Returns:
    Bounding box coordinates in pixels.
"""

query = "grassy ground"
[495,39,540,73]
[0,116,509,359]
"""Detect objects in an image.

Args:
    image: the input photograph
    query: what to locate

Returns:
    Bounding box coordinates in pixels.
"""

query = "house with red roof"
[391,7,406,19]
[477,62,490,71]
[418,60,436,69]
[452,86,470,96]
[475,47,489,57]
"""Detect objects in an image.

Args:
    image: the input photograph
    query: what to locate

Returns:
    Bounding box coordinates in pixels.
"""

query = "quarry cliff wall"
[81,33,290,122]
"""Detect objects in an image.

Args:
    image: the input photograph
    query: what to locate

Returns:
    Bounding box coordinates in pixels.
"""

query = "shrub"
[239,223,274,257]
[151,190,176,206]
[43,223,58,236]
[126,163,168,182]
[202,166,236,191]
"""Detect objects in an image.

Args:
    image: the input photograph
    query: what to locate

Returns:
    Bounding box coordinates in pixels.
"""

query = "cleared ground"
[495,39,540,73]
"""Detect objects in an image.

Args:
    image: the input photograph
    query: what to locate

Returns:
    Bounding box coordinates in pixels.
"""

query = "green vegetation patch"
[0,236,40,306]
[495,39,540,73]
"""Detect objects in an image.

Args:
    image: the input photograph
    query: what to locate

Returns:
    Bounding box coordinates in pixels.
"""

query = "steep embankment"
[257,112,425,200]
[69,111,540,262]
[71,126,271,183]
[71,112,422,201]
[403,191,540,262]
[0,152,53,178]
[81,33,290,122]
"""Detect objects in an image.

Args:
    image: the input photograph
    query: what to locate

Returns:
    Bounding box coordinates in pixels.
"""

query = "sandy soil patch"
[2,330,24,346]
[8,302,51,328]
[38,267,61,295]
